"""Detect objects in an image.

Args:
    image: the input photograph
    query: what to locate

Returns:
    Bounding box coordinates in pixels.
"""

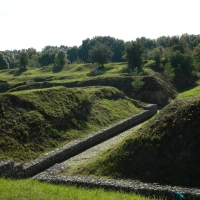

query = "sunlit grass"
[0,63,128,85]
[176,85,200,99]
[0,86,143,162]
[0,178,161,200]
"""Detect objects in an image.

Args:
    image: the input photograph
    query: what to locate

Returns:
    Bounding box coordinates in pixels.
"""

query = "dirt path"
[62,124,141,169]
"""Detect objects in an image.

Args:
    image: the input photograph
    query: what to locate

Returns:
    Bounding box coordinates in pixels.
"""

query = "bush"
[131,77,144,92]
[165,63,175,79]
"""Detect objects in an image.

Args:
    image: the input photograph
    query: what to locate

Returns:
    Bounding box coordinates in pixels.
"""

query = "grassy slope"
[0,63,177,106]
[0,63,126,85]
[0,179,159,200]
[65,85,200,187]
[0,86,143,162]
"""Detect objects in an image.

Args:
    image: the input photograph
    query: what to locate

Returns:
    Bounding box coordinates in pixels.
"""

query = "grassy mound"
[0,86,143,162]
[0,63,177,107]
[65,86,200,187]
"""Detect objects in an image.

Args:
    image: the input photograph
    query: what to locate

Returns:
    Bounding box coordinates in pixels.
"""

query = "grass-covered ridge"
[0,63,127,86]
[0,178,158,200]
[0,86,144,162]
[0,63,177,106]
[64,87,200,187]
[175,84,200,99]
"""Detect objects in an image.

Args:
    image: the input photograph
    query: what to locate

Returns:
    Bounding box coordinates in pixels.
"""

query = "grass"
[175,84,200,99]
[2,60,196,104]
[0,178,160,200]
[0,86,143,162]
[0,63,199,196]
[0,63,127,86]
[61,83,200,187]
[0,63,178,108]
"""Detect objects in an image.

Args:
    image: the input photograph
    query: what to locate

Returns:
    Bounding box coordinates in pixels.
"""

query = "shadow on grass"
[52,65,63,73]
[13,67,27,76]
[87,65,113,76]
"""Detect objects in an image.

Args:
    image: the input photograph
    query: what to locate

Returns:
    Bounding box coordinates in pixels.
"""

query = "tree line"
[1,34,200,80]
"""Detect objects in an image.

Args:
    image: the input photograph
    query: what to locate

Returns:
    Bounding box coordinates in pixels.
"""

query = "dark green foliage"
[0,86,142,162]
[26,48,37,59]
[78,36,124,63]
[92,36,124,62]
[131,77,144,92]
[143,60,156,69]
[0,81,10,92]
[109,39,125,62]
[19,52,29,68]
[38,46,68,67]
[164,63,175,79]
[89,43,113,66]
[125,40,144,70]
[68,98,200,187]
[167,36,187,54]
[58,45,68,53]
[38,51,56,67]
[180,34,200,49]
[139,37,157,49]
[148,48,162,66]
[147,48,164,71]
[78,38,91,62]
[67,46,79,63]
[156,36,170,48]
[131,67,145,92]
[29,54,39,68]
[162,36,194,79]
[0,88,91,161]
[55,50,67,66]
[0,53,9,69]
[170,50,194,77]
[193,43,200,72]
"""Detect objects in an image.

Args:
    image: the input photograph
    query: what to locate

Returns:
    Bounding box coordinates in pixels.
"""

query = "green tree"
[67,46,79,63]
[194,44,200,71]
[167,36,188,54]
[79,36,125,63]
[91,36,125,62]
[38,50,56,67]
[139,37,156,49]
[20,52,28,68]
[55,50,67,66]
[165,62,175,79]
[88,43,113,66]
[125,40,144,70]
[29,54,39,68]
[0,53,9,70]
[131,67,144,92]
[78,38,91,62]
[148,48,162,67]
[27,48,37,59]
[156,36,170,48]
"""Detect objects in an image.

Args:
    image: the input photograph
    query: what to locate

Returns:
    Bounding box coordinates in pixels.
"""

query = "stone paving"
[62,124,141,171]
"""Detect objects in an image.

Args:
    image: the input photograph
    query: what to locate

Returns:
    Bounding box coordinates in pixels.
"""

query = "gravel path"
[62,124,141,170]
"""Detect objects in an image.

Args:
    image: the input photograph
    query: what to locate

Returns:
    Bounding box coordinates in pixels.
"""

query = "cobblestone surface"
[62,125,141,170]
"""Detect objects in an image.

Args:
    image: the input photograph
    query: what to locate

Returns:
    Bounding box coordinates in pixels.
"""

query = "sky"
[0,0,199,51]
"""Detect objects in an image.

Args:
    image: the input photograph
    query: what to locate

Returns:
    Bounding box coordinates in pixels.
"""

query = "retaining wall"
[0,104,157,178]
[36,173,200,200]
[1,103,200,199]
